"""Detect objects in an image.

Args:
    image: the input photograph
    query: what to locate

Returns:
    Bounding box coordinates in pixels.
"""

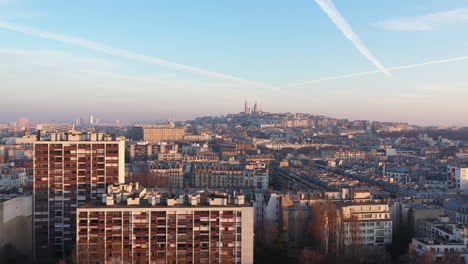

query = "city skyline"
[0,100,466,128]
[1,0,468,125]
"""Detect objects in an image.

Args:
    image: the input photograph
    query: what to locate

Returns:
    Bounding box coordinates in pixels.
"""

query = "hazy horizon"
[2,105,467,128]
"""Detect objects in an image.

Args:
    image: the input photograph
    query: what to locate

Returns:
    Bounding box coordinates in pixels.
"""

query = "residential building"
[340,203,393,246]
[135,125,185,142]
[76,183,254,264]
[149,161,184,187]
[127,141,178,161]
[411,218,468,262]
[33,131,125,261]
[447,166,468,194]
[0,195,32,255]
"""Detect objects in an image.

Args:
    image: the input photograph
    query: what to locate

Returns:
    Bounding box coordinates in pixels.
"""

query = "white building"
[340,203,393,246]
[411,222,468,263]
[0,168,29,191]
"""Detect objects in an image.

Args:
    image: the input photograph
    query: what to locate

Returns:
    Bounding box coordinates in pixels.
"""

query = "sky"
[1,0,468,126]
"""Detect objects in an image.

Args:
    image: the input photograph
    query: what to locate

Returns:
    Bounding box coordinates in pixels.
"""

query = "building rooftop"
[79,182,252,209]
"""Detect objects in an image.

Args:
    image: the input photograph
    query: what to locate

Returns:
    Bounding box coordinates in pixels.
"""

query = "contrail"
[287,55,468,87]
[314,0,391,76]
[0,22,276,90]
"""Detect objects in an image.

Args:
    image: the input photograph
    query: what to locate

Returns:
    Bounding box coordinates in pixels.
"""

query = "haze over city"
[1,0,468,126]
[3,2,468,264]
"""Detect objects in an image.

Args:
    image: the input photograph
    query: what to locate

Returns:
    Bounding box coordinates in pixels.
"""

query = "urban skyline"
[1,0,468,125]
[1,1,468,263]
[1,99,466,128]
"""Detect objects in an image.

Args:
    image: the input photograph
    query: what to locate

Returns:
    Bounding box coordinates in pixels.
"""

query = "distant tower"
[89,115,94,125]
[254,101,260,113]
[244,101,251,115]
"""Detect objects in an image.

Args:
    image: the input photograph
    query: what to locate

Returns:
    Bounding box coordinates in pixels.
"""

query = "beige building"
[136,125,185,142]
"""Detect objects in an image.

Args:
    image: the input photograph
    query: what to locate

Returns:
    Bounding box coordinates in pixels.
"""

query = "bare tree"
[309,201,343,257]
[132,169,168,188]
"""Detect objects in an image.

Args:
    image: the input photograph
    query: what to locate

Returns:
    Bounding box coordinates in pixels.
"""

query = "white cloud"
[286,55,468,87]
[0,22,277,90]
[374,8,468,32]
[314,0,391,76]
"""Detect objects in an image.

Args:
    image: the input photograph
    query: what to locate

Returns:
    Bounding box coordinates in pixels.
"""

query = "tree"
[131,169,168,188]
[309,201,343,257]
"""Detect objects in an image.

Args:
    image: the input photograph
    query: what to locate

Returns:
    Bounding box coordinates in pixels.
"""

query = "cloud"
[0,49,240,91]
[374,8,468,32]
[286,55,468,87]
[314,0,391,76]
[0,22,277,90]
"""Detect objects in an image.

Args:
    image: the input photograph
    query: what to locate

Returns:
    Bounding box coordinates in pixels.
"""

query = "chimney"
[236,195,245,205]
[190,195,198,206]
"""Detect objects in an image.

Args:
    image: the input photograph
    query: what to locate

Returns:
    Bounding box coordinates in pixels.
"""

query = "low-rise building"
[411,221,468,263]
[340,203,393,246]
[0,195,32,255]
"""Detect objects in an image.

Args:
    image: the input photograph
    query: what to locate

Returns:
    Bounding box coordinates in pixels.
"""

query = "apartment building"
[183,154,219,164]
[127,141,178,161]
[447,166,468,194]
[411,219,468,262]
[340,203,393,246]
[33,131,125,261]
[134,125,185,142]
[76,183,254,264]
[190,163,268,189]
[149,161,184,187]
[0,167,29,191]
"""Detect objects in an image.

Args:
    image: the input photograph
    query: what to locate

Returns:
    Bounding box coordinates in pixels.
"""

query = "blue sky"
[1,0,468,126]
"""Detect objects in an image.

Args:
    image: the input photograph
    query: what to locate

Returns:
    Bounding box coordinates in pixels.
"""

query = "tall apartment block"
[76,183,254,264]
[33,131,125,261]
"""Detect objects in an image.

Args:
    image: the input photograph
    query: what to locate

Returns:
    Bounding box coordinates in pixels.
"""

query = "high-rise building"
[89,115,94,125]
[76,183,254,264]
[33,131,125,261]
